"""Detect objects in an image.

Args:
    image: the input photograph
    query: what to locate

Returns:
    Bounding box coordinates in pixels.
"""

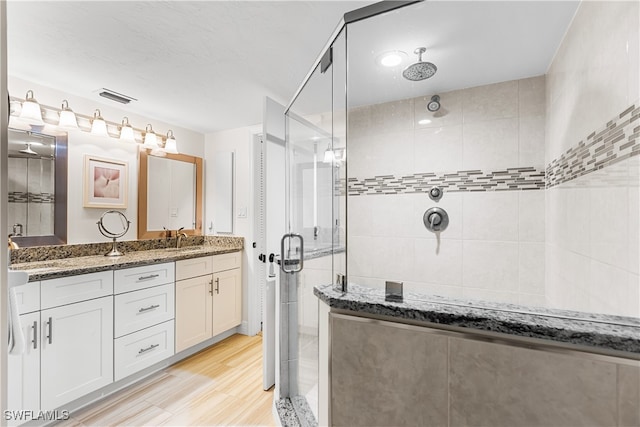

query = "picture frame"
[83,155,128,209]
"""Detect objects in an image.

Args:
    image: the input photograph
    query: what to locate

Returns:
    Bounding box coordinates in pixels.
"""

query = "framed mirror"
[138,150,203,239]
[7,128,67,246]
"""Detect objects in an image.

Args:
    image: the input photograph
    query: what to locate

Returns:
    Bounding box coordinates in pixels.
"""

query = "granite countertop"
[11,245,242,281]
[314,283,640,356]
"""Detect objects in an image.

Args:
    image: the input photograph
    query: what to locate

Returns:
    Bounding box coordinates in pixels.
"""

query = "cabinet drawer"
[114,320,175,381]
[176,256,213,281]
[114,262,175,294]
[13,281,40,314]
[212,252,241,273]
[114,283,175,338]
[41,271,113,310]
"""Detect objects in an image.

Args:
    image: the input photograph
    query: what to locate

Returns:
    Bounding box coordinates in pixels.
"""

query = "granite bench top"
[314,283,640,356]
[10,245,242,281]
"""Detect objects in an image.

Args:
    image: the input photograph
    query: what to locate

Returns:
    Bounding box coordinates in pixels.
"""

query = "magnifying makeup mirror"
[97,210,131,256]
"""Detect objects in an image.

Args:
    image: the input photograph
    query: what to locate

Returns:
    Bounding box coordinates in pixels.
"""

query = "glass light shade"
[58,100,78,129]
[119,117,135,141]
[143,124,158,148]
[18,91,44,125]
[164,130,178,154]
[90,109,109,137]
[323,149,335,163]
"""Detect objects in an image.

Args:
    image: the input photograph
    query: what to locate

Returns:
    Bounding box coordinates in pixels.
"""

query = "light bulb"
[58,100,78,129]
[119,117,135,142]
[18,90,44,125]
[90,109,109,137]
[143,124,158,148]
[164,130,178,154]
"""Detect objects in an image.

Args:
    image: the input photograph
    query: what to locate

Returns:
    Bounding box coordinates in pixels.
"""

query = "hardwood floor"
[62,334,276,426]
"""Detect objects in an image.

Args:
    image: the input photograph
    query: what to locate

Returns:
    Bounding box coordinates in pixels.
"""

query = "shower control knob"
[423,207,449,233]
[429,186,443,201]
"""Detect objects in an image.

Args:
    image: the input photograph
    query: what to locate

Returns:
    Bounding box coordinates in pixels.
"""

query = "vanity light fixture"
[164,130,178,154]
[57,100,79,129]
[18,90,45,125]
[90,109,109,137]
[143,124,158,148]
[119,117,135,142]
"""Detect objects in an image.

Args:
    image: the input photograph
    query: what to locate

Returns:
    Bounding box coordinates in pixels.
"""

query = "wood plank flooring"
[61,334,276,426]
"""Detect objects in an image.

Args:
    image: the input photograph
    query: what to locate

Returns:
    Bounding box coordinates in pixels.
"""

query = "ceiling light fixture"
[90,109,109,137]
[58,100,79,129]
[18,90,45,125]
[119,117,135,142]
[143,124,158,148]
[164,130,178,154]
[376,50,407,68]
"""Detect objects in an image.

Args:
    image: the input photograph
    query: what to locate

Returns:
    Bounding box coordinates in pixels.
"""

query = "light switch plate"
[237,207,248,218]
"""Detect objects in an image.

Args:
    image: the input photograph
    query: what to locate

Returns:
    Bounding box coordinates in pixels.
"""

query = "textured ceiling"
[7,1,371,134]
[7,1,579,135]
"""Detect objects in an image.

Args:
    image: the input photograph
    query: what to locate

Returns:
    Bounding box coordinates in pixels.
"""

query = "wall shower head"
[427,95,441,112]
[403,47,437,81]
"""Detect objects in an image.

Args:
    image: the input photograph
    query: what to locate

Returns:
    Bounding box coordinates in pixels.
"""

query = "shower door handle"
[280,233,304,274]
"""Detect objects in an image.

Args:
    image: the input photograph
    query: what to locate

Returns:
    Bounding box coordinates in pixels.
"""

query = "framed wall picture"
[83,155,128,209]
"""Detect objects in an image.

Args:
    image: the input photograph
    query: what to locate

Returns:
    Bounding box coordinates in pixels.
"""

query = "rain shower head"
[403,47,437,81]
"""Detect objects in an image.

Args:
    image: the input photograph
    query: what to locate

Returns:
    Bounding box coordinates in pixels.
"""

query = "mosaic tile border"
[547,102,640,188]
[8,191,54,203]
[346,167,545,196]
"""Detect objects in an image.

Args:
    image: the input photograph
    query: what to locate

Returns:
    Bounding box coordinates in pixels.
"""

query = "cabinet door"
[212,268,242,336]
[7,312,40,424]
[175,276,213,352]
[40,296,113,410]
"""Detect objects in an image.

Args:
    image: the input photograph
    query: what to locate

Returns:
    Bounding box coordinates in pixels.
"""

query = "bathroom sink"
[8,270,29,288]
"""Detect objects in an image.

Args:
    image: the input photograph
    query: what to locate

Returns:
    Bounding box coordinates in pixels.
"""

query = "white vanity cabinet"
[113,262,175,381]
[175,252,242,352]
[7,307,40,426]
[38,271,114,410]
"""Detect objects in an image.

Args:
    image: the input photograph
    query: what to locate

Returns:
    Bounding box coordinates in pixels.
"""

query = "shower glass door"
[282,38,341,422]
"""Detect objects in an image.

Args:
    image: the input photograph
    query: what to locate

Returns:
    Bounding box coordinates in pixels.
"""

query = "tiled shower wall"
[545,1,640,317]
[347,76,547,306]
[7,156,55,237]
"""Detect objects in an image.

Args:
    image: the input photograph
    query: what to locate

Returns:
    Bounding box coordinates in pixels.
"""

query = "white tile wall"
[544,1,639,318]
[348,76,546,306]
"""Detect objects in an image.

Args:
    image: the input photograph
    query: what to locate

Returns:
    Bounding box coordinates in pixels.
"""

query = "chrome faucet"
[176,227,188,249]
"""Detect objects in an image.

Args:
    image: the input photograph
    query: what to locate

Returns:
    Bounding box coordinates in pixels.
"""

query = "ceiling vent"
[97,88,137,104]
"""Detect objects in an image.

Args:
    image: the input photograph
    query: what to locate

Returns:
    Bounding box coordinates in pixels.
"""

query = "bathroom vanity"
[315,284,640,427]
[8,238,243,423]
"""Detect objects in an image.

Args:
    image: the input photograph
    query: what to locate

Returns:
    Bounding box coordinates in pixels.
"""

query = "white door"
[40,296,113,410]
[261,96,286,390]
[7,311,40,423]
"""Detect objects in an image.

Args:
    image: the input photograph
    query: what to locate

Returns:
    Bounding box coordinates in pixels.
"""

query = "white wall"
[545,1,640,317]
[348,76,547,306]
[8,77,205,244]
[205,125,260,328]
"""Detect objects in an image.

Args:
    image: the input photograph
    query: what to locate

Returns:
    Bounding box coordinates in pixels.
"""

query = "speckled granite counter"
[314,283,640,356]
[10,236,243,281]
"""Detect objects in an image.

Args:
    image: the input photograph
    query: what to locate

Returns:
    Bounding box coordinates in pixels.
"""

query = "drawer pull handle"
[209,279,213,295]
[138,304,160,313]
[32,321,38,350]
[138,343,160,354]
[215,278,220,294]
[138,274,160,281]
[46,317,53,344]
